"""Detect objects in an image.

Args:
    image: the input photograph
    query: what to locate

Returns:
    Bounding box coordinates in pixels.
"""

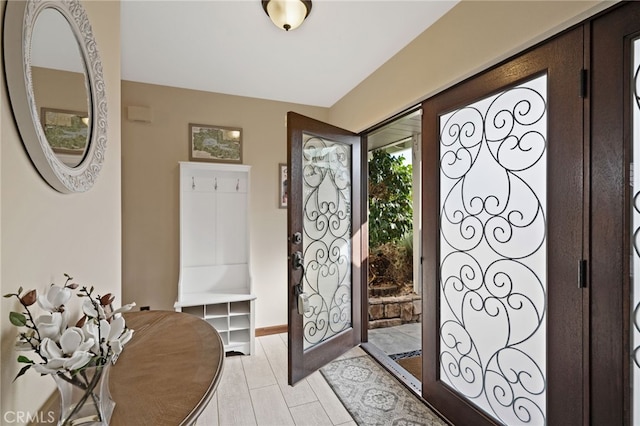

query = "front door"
[287,112,364,385]
[422,26,586,425]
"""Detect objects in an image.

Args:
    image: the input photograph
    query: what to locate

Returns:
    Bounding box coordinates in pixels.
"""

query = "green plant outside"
[368,150,413,249]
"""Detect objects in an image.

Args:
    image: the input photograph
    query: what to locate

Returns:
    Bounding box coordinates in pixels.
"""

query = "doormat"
[320,355,447,426]
[396,356,422,380]
[389,350,422,380]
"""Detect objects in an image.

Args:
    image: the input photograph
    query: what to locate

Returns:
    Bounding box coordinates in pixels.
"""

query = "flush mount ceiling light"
[262,0,312,32]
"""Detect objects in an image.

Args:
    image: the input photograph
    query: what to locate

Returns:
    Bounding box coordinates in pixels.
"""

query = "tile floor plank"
[279,332,288,347]
[216,356,258,426]
[289,401,334,426]
[250,384,295,426]
[306,371,354,425]
[279,378,318,408]
[259,334,289,381]
[241,338,278,390]
[260,333,318,407]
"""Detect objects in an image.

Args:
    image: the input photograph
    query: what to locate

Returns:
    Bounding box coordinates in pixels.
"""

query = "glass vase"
[52,361,115,426]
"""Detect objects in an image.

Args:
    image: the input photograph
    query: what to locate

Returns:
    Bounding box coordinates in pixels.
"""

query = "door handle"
[292,251,303,269]
[291,251,309,314]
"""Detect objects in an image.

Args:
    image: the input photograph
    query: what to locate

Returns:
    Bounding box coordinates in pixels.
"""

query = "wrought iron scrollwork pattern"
[631,39,640,422]
[301,134,352,350]
[439,75,548,425]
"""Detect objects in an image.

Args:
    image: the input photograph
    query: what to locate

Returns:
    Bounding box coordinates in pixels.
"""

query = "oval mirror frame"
[3,0,107,193]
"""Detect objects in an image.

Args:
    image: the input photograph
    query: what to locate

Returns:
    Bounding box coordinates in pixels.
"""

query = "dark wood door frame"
[590,2,640,424]
[422,26,586,425]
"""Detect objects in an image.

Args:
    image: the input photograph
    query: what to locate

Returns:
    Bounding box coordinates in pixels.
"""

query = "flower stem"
[59,366,103,425]
[55,372,88,391]
[81,369,104,422]
[13,295,45,361]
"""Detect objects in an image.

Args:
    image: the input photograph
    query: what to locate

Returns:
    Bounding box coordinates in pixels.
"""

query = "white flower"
[37,285,71,312]
[108,316,124,340]
[82,298,105,319]
[82,316,134,359]
[108,302,137,319]
[34,312,66,341]
[81,320,102,355]
[107,316,134,356]
[119,328,134,347]
[60,327,95,355]
[34,328,94,374]
[33,338,66,374]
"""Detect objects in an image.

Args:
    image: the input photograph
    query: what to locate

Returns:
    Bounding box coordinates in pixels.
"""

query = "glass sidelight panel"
[302,133,352,350]
[632,37,640,424]
[439,75,548,424]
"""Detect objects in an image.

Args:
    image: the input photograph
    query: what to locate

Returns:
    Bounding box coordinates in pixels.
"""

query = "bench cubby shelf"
[174,162,255,355]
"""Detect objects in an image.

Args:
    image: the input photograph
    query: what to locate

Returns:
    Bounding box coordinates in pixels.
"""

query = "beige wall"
[121,81,327,328]
[330,0,615,132]
[0,1,121,422]
[32,67,87,115]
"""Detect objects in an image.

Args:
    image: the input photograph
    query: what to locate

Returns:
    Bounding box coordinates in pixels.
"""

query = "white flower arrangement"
[4,274,135,380]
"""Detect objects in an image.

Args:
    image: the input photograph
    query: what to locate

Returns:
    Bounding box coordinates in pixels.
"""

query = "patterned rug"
[320,355,447,426]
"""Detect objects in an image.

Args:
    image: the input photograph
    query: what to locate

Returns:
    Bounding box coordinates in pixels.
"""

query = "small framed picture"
[279,163,288,209]
[189,123,242,163]
[40,107,89,167]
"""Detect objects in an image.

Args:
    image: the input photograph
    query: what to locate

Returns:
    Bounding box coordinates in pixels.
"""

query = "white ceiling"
[120,0,458,108]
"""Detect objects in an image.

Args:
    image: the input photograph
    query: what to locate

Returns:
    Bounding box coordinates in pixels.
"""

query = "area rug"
[320,355,447,426]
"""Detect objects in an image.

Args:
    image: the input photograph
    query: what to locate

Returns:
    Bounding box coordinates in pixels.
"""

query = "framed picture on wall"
[40,107,89,167]
[188,123,242,163]
[279,163,287,209]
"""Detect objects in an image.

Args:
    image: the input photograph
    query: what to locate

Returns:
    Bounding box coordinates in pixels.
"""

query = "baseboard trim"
[255,324,287,337]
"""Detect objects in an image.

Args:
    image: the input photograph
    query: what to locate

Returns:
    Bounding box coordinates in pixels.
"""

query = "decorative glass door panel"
[287,112,362,385]
[438,75,547,425]
[302,133,352,350]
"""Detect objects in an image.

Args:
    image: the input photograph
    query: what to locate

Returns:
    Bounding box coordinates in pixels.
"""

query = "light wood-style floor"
[195,333,362,426]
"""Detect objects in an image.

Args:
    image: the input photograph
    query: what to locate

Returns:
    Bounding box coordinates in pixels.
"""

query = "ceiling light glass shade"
[262,0,312,32]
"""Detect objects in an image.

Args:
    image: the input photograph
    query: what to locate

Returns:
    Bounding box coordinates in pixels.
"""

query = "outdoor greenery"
[368,150,414,292]
[368,150,413,248]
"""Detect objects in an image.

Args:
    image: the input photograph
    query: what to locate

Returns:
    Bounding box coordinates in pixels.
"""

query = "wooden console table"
[34,310,224,425]
[111,310,224,424]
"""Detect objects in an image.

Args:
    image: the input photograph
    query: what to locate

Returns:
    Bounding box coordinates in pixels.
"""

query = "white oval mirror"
[3,0,107,193]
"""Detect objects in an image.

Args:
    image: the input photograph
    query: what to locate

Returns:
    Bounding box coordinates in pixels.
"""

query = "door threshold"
[360,341,421,396]
[361,342,452,424]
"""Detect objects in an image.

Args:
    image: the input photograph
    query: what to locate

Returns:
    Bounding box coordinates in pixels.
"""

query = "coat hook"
[236,179,240,191]
[214,178,218,190]
[192,176,195,190]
